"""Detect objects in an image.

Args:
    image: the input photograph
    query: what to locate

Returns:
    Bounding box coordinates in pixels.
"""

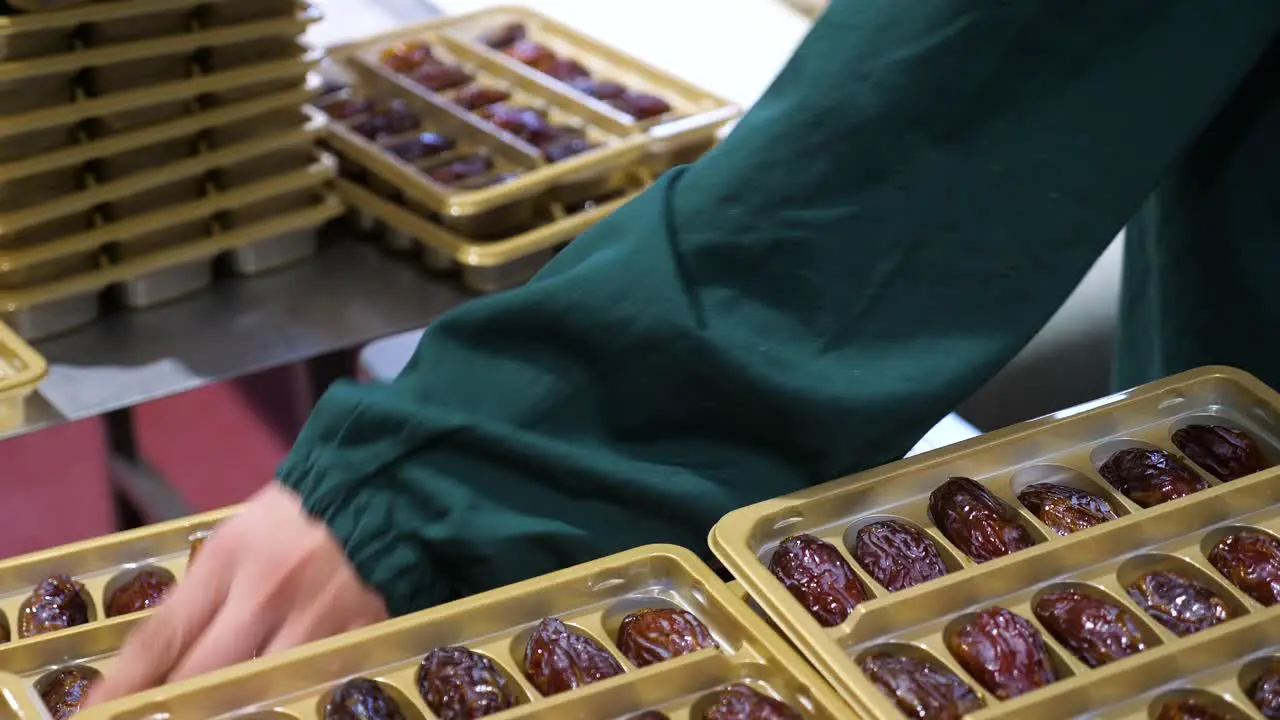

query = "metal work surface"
[7,236,469,442]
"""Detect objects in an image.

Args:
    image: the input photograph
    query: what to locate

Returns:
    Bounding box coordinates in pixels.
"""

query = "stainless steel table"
[12,234,471,528]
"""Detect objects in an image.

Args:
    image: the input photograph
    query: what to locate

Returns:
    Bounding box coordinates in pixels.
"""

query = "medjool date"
[410,63,474,92]
[1208,530,1280,607]
[1247,659,1280,719]
[427,155,494,185]
[1172,425,1269,481]
[380,40,435,73]
[1126,571,1233,637]
[630,713,670,720]
[540,132,594,162]
[1032,589,1146,668]
[350,101,421,140]
[616,608,718,667]
[1018,483,1118,536]
[1155,699,1232,720]
[858,652,984,720]
[504,40,558,72]
[945,607,1056,700]
[543,57,590,82]
[453,85,511,111]
[324,678,405,720]
[20,575,90,638]
[477,104,557,145]
[385,132,456,162]
[522,617,624,696]
[928,478,1035,563]
[851,519,950,592]
[479,22,525,49]
[702,684,803,720]
[569,77,627,101]
[323,97,375,120]
[40,666,100,720]
[106,568,175,617]
[768,533,869,627]
[417,647,517,720]
[1098,448,1209,507]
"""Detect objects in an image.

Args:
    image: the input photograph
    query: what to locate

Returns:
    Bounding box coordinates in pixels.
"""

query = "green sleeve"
[280,1,1280,616]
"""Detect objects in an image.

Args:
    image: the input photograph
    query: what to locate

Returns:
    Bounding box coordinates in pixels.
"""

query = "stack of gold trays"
[312,6,741,293]
[0,319,45,430]
[0,0,342,340]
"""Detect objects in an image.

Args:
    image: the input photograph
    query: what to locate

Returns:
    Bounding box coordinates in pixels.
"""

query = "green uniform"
[281,1,1280,616]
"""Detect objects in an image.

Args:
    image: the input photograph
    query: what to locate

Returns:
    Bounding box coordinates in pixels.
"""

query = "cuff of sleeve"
[278,439,455,618]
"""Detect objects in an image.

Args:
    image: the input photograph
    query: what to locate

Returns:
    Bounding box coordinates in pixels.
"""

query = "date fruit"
[477,104,558,145]
[411,63,474,93]
[858,652,984,720]
[1208,530,1280,607]
[106,568,174,617]
[608,92,672,120]
[1173,425,1269,482]
[479,22,526,49]
[768,533,869,627]
[852,519,950,592]
[324,678,405,720]
[417,647,517,720]
[1154,699,1231,720]
[1018,482,1118,536]
[1098,448,1209,507]
[504,40,558,72]
[427,155,495,185]
[453,85,511,111]
[702,684,803,720]
[616,607,718,667]
[928,477,1035,563]
[350,101,421,141]
[543,57,591,82]
[1247,658,1280,719]
[380,40,435,73]
[1126,570,1234,636]
[385,132,456,163]
[629,713,670,720]
[569,77,627,101]
[541,132,595,162]
[1032,588,1146,668]
[323,97,375,120]
[40,666,100,720]
[522,617,624,696]
[21,575,90,638]
[945,607,1056,700]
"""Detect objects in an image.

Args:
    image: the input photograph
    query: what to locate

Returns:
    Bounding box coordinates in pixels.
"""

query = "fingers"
[86,542,233,705]
[165,596,278,683]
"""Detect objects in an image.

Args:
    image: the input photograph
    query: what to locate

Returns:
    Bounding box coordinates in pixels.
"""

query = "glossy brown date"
[1208,530,1280,607]
[858,652,984,720]
[322,97,375,121]
[1018,482,1118,536]
[1032,589,1146,668]
[380,40,435,73]
[569,77,628,101]
[40,666,100,720]
[607,92,672,120]
[504,40,559,72]
[928,477,1035,563]
[385,132,456,162]
[629,713,670,720]
[106,568,174,617]
[1097,448,1209,507]
[768,533,869,627]
[417,647,517,720]
[701,684,803,720]
[410,63,474,93]
[426,155,495,185]
[851,519,950,592]
[616,607,718,667]
[945,607,1056,700]
[1126,571,1234,637]
[21,575,90,638]
[324,678,405,720]
[522,617,624,696]
[453,85,511,111]
[1154,699,1232,720]
[350,101,421,141]
[479,22,526,49]
[542,57,591,82]
[541,132,594,162]
[476,104,558,145]
[1172,425,1269,482]
[1247,658,1280,719]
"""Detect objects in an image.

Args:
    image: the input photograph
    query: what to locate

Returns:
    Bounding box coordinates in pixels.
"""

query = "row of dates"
[858,611,1280,719]
[39,607,800,720]
[0,535,205,643]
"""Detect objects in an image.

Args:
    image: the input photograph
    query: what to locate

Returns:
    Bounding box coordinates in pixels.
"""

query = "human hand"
[87,482,388,706]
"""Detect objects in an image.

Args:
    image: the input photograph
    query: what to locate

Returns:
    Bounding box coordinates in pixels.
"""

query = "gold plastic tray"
[79,544,852,720]
[710,366,1280,718]
[336,168,646,292]
[0,318,46,430]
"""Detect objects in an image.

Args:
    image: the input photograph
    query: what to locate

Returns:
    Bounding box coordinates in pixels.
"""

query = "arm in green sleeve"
[281,1,1280,615]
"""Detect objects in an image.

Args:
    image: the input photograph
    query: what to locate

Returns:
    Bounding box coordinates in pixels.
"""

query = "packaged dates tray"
[710,366,1280,719]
